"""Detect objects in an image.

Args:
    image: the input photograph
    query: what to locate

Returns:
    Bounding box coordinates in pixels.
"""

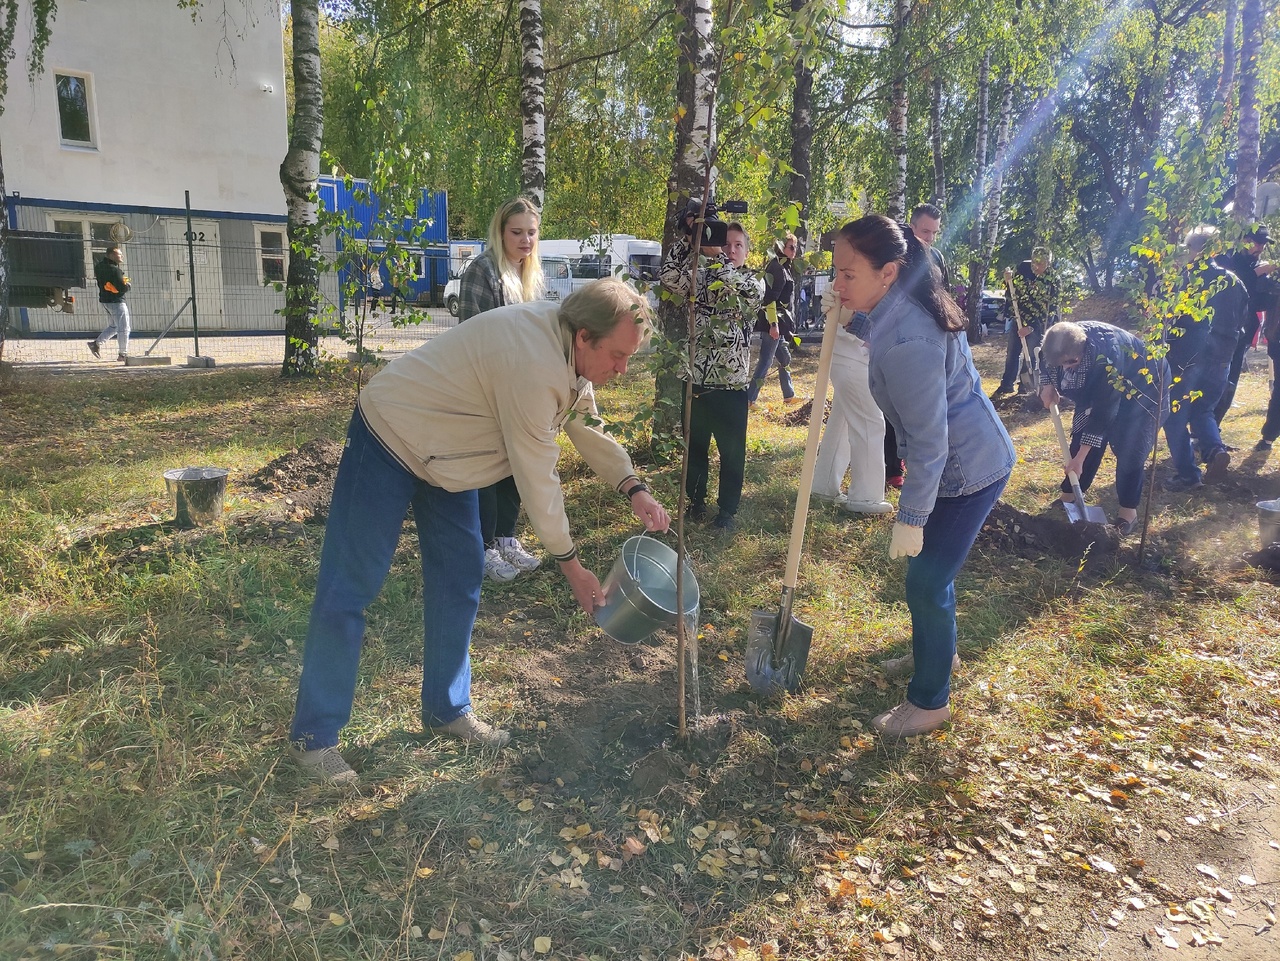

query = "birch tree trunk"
[654,0,716,440]
[885,0,912,221]
[977,79,1015,290]
[929,76,945,206]
[965,50,991,332]
[280,0,324,377]
[787,0,814,249]
[518,0,546,209]
[1234,0,1263,220]
[1212,0,1238,112]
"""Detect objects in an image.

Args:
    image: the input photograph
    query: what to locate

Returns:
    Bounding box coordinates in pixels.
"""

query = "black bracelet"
[625,482,649,499]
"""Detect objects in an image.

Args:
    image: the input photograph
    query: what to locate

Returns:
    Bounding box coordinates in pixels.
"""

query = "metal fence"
[3,235,455,368]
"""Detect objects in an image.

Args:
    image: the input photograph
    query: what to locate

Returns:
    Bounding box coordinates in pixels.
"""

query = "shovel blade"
[745,609,813,695]
[1062,499,1109,525]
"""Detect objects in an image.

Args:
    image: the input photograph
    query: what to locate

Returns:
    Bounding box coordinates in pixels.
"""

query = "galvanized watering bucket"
[594,534,700,645]
[164,467,229,527]
[1258,498,1280,549]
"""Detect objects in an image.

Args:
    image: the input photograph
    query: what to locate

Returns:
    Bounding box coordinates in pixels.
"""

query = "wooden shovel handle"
[1004,270,1035,368]
[783,303,840,590]
[1049,403,1088,501]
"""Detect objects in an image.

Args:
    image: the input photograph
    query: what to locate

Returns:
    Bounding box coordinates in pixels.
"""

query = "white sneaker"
[484,547,519,583]
[811,490,847,506]
[842,499,895,515]
[497,537,540,572]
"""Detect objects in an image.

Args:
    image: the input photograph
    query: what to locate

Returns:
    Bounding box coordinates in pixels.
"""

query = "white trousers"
[813,344,885,503]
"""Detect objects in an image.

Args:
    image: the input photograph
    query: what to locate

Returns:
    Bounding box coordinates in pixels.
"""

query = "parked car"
[979,289,1006,332]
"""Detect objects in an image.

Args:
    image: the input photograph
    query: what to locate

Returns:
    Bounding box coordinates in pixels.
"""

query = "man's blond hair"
[560,278,653,344]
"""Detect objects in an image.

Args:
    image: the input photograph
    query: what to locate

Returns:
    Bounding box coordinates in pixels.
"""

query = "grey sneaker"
[871,701,952,739]
[87,339,101,359]
[289,744,358,784]
[429,712,511,747]
[880,650,962,680]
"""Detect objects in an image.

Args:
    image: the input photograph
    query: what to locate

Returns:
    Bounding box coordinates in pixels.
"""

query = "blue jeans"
[1164,360,1230,483]
[905,474,1008,711]
[290,407,484,750]
[746,334,793,403]
[1065,398,1163,510]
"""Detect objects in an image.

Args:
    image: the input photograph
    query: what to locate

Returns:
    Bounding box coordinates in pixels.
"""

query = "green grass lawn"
[2,336,1278,961]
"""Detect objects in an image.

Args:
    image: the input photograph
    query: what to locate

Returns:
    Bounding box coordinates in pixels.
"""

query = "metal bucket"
[594,535,700,645]
[1258,498,1280,549]
[164,467,229,527]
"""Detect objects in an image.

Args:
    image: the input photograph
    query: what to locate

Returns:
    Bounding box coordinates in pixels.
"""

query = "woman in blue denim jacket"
[832,215,1015,739]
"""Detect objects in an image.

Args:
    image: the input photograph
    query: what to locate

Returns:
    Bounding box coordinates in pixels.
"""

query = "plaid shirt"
[457,251,504,321]
[1040,352,1098,445]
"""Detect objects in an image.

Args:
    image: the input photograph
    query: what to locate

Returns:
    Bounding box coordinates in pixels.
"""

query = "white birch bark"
[886,0,912,221]
[1234,0,1263,220]
[280,0,324,376]
[964,50,991,330]
[518,0,546,210]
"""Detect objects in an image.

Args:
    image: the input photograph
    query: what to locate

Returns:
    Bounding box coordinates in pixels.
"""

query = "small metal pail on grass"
[1258,498,1280,549]
[164,467,229,527]
[594,534,700,645]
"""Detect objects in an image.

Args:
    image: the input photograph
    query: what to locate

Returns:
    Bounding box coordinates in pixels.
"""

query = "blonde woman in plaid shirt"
[458,197,547,582]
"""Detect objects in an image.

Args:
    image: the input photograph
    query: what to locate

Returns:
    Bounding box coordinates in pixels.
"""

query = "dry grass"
[1,338,1278,960]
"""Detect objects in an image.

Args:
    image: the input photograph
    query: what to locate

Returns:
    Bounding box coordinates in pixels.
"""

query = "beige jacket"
[358,300,638,559]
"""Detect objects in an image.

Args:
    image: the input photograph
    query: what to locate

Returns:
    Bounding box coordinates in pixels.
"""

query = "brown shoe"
[879,650,962,680]
[288,743,358,784]
[429,712,511,747]
[871,701,952,739]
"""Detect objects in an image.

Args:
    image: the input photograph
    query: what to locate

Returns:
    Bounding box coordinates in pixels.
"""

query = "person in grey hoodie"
[832,215,1014,740]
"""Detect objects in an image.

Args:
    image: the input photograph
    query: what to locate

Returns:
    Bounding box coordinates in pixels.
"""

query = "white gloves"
[889,522,924,559]
[821,286,845,325]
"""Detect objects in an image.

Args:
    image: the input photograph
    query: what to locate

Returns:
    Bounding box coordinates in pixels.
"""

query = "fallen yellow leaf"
[534,935,552,953]
[291,892,312,911]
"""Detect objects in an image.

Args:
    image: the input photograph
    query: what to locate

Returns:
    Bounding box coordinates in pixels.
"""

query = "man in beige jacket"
[289,279,671,783]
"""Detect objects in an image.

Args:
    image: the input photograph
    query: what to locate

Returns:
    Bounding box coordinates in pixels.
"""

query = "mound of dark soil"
[978,500,1119,561]
[245,437,343,521]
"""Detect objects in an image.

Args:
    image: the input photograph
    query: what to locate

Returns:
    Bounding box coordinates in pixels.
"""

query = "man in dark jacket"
[994,247,1058,395]
[1214,225,1278,422]
[88,244,131,362]
[1162,226,1249,491]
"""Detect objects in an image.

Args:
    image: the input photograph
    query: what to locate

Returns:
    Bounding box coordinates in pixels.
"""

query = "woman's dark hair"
[837,215,967,333]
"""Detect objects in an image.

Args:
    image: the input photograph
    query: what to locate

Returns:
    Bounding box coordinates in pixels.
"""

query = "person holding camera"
[661,199,762,531]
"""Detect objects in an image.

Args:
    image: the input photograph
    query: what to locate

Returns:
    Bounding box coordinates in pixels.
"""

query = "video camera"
[678,196,749,249]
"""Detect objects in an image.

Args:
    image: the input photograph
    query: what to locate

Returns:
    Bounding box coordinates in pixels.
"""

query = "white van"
[443,255,574,317]
[540,234,662,290]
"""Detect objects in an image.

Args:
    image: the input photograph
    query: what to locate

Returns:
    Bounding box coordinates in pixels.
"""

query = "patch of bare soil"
[243,437,343,522]
[491,619,747,803]
[1072,782,1279,961]
[979,501,1120,563]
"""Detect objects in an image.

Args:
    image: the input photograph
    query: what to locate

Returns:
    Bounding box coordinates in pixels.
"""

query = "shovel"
[1049,403,1108,525]
[1003,267,1037,391]
[746,296,840,694]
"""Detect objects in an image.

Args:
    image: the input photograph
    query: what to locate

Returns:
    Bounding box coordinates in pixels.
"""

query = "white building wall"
[0,0,287,216]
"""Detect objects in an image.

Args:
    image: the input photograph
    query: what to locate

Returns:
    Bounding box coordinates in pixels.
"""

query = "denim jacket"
[847,285,1014,526]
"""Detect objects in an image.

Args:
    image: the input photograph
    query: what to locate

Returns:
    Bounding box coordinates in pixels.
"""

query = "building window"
[49,217,123,273]
[258,228,286,283]
[55,72,95,146]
